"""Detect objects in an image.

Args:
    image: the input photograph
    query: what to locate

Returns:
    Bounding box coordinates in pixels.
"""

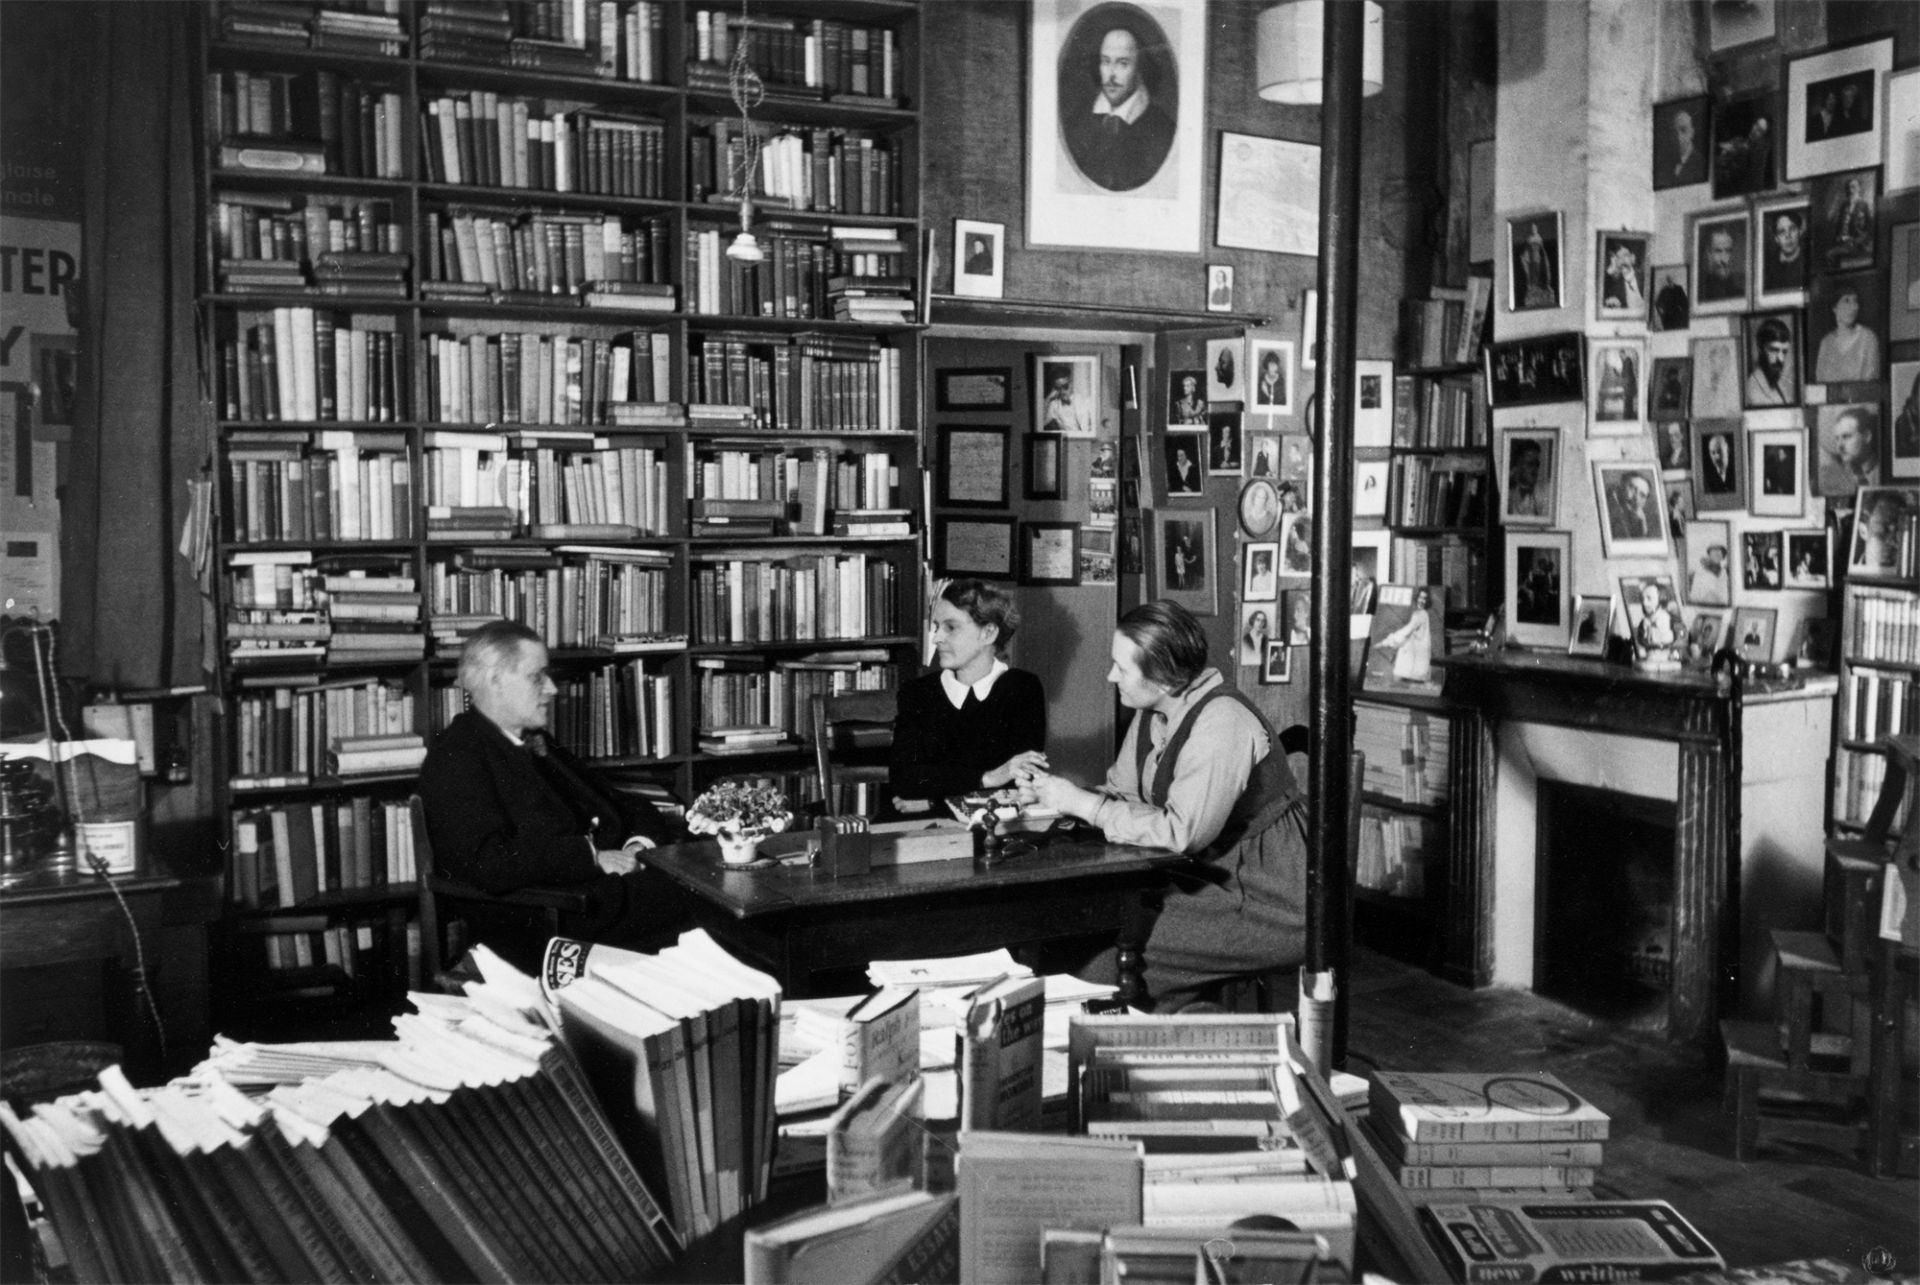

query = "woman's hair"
[1118,600,1210,692]
[458,619,542,692]
[939,578,1020,651]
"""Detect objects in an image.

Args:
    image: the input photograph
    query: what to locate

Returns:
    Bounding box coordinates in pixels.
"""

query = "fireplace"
[1534,780,1677,1027]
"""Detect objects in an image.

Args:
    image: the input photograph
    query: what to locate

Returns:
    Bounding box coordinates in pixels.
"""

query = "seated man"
[418,620,686,951]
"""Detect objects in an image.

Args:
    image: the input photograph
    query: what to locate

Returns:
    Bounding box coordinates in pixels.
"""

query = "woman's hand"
[982,749,1050,791]
[1019,768,1096,821]
[596,848,639,875]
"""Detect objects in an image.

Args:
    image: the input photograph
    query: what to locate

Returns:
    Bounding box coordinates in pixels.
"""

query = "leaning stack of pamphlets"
[1365,1070,1610,1201]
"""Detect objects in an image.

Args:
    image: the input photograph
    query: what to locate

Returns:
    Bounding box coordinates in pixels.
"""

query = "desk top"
[0,870,184,906]
[640,834,1188,920]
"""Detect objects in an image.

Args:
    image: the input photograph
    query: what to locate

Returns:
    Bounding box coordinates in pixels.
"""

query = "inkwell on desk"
[0,616,81,885]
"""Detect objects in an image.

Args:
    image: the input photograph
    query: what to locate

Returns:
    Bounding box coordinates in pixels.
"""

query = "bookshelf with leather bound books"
[199,0,925,1033]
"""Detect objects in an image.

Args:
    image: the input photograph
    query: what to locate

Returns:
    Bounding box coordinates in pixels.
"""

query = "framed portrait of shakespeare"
[1752,196,1809,304]
[1691,421,1746,513]
[1786,37,1893,181]
[1690,209,1750,315]
[1027,0,1206,252]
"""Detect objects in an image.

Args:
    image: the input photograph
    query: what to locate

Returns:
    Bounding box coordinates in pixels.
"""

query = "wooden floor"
[1343,944,1918,1275]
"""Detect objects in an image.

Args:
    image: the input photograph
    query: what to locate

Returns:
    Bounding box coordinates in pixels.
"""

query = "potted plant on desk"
[687,781,793,865]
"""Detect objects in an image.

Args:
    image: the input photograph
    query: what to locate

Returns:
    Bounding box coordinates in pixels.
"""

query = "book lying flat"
[744,1189,958,1285]
[1370,1071,1611,1144]
[1419,1200,1723,1282]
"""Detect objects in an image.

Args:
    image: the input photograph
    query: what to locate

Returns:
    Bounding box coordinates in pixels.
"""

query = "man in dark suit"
[418,620,685,949]
[1607,473,1658,540]
[1061,25,1176,192]
[1702,432,1737,494]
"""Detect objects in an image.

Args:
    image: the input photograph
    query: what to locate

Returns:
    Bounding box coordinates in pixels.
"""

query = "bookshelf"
[1829,511,1918,836]
[199,0,926,1030]
[1350,691,1450,967]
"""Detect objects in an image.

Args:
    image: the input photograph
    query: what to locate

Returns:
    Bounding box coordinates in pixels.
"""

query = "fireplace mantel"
[1438,652,1743,1043]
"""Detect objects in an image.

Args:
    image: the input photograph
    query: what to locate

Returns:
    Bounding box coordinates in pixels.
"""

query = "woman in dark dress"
[889,579,1048,805]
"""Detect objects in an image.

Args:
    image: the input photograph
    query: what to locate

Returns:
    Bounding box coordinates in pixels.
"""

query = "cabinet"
[199,0,925,1031]
[1830,519,1918,836]
[1351,692,1450,967]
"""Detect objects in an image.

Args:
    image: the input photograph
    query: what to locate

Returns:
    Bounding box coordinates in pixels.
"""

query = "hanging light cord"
[726,0,765,207]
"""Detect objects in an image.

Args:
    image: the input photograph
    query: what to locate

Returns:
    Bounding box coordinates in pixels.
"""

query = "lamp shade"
[1256,0,1384,105]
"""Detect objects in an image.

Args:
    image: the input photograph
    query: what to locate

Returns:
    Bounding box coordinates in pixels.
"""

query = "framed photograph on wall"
[1247,339,1295,416]
[1652,96,1710,190]
[1786,36,1894,181]
[1690,208,1750,315]
[1278,510,1313,578]
[1588,338,1646,432]
[1688,609,1729,661]
[1261,639,1292,686]
[1283,589,1312,644]
[1362,583,1445,696]
[1650,264,1690,330]
[1033,354,1100,436]
[1164,432,1207,498]
[1568,594,1613,657]
[1892,361,1920,480]
[1029,430,1059,499]
[1808,270,1887,386]
[1783,528,1830,588]
[1353,359,1394,447]
[1711,89,1779,199]
[952,219,1005,299]
[1247,432,1281,482]
[1689,336,1742,419]
[1849,486,1920,576]
[1152,508,1217,616]
[1026,0,1206,252]
[1237,604,1273,667]
[1020,521,1080,586]
[1499,427,1559,526]
[1242,540,1279,601]
[1485,333,1584,408]
[1742,530,1785,589]
[935,515,1017,580]
[1207,410,1244,475]
[1592,460,1671,559]
[1300,289,1318,370]
[936,424,1010,509]
[1237,477,1281,537]
[1681,519,1734,606]
[1731,605,1780,664]
[1650,359,1692,428]
[1741,309,1802,409]
[1354,459,1390,521]
[1893,227,1920,345]
[1620,574,1685,668]
[936,367,1013,412]
[1813,404,1885,496]
[1206,264,1234,312]
[1595,230,1651,320]
[1169,368,1209,425]
[1507,210,1563,312]
[1206,337,1242,402]
[1749,425,1807,518]
[1809,168,1879,273]
[1505,529,1571,649]
[1753,195,1810,303]
[1691,421,1747,512]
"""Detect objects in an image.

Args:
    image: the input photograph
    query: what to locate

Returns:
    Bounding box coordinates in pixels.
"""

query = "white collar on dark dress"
[940,659,1009,709]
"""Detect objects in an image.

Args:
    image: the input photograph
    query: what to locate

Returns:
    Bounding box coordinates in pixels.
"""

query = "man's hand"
[983,750,1050,791]
[596,848,638,875]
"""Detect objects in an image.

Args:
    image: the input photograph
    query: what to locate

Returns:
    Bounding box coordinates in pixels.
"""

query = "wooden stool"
[1824,846,1893,975]
[1720,1019,1869,1162]
[1770,929,1870,1076]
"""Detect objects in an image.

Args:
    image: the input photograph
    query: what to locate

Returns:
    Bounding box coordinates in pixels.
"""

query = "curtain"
[62,2,208,689]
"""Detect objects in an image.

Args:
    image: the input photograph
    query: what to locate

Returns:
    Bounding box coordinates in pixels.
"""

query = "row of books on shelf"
[540,662,675,759]
[426,207,673,297]
[686,224,909,320]
[229,678,416,783]
[1356,807,1441,900]
[695,444,896,508]
[213,192,403,279]
[248,915,403,979]
[425,431,673,533]
[689,123,908,216]
[206,69,406,179]
[416,0,669,80]
[690,552,902,645]
[687,9,901,104]
[226,559,412,611]
[225,441,414,544]
[695,652,898,742]
[688,331,907,434]
[231,795,419,909]
[1842,667,1914,745]
[217,309,406,422]
[1834,748,1912,832]
[427,547,675,648]
[1846,586,1919,663]
[1391,371,1488,448]
[1391,535,1488,617]
[1390,453,1489,529]
[1396,279,1492,371]
[423,329,674,427]
[217,2,406,57]
[421,91,668,197]
[1355,702,1450,806]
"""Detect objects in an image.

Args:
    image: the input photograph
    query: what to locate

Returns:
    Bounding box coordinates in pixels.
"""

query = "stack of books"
[323,569,423,664]
[1365,1071,1610,1199]
[826,228,910,323]
[311,250,409,299]
[697,723,790,756]
[217,1,310,50]
[311,9,406,57]
[327,732,427,778]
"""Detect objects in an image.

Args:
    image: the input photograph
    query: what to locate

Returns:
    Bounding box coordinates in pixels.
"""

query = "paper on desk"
[775,1045,842,1116]
[1045,974,1119,1004]
[867,949,1032,988]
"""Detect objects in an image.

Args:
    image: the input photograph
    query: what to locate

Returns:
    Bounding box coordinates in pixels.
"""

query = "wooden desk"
[639,835,1188,996]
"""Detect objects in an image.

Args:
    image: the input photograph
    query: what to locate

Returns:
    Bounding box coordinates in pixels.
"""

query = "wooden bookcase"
[1829,508,1919,836]
[198,0,925,1033]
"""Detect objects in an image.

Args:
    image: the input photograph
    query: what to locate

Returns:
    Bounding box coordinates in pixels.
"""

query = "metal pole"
[1301,0,1365,1076]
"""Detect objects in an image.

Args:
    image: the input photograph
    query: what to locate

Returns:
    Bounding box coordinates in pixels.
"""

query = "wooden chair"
[408,795,590,983]
[809,690,898,816]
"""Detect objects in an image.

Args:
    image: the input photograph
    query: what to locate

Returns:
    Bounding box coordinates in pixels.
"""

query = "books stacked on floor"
[327,732,427,778]
[1366,1071,1610,1197]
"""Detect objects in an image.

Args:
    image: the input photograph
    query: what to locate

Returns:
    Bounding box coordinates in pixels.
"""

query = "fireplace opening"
[1534,781,1677,1028]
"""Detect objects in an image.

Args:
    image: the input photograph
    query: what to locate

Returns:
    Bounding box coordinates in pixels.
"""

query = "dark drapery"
[62,2,208,688]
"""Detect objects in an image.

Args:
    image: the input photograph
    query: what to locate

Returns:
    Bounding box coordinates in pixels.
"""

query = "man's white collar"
[1093,86,1150,125]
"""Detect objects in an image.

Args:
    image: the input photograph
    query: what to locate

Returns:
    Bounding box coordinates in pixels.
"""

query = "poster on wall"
[1216,132,1319,257]
[1027,0,1206,252]
[0,214,78,616]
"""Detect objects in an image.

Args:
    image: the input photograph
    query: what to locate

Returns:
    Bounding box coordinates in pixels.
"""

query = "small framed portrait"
[1247,432,1281,482]
[1278,510,1314,578]
[1783,528,1830,589]
[1741,310,1801,409]
[1120,516,1144,574]
[1206,337,1242,402]
[1153,509,1218,616]
[1208,411,1244,475]
[1091,438,1120,479]
[1282,589,1312,644]
[1278,434,1313,492]
[1664,478,1695,542]
[936,424,1011,509]
[1087,478,1118,528]
[1689,336,1742,419]
[1650,264,1690,332]
[1168,368,1209,426]
[1652,95,1711,190]
[1080,545,1116,584]
[1731,605,1780,664]
[1813,404,1884,497]
[936,367,1014,412]
[1024,433,1063,500]
[1711,89,1779,200]
[1808,271,1886,386]
[1353,359,1394,448]
[1649,358,1692,427]
[1505,529,1571,649]
[1787,616,1839,669]
[1242,540,1279,602]
[1895,227,1920,345]
[1681,519,1733,606]
[1163,431,1207,498]
[1507,210,1563,312]
[1354,458,1390,521]
[1206,264,1235,313]
[1688,609,1730,663]
[1260,639,1292,686]
[1593,460,1670,559]
[1238,603,1273,667]
[1691,420,1747,512]
[1749,425,1807,519]
[1034,354,1100,436]
[1753,196,1810,303]
[1237,477,1281,538]
[934,515,1018,580]
[1690,209,1750,314]
[1567,594,1613,658]
[1020,521,1080,587]
[1708,0,1774,52]
[1588,338,1645,432]
[952,218,1005,299]
[1742,530,1785,590]
[1350,530,1390,614]
[1810,168,1879,274]
[1500,427,1559,526]
[1849,486,1920,577]
[1786,36,1894,181]
[1892,361,1920,480]
[1247,339,1295,417]
[1619,574,1685,668]
[1484,333,1585,408]
[1595,230,1651,320]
